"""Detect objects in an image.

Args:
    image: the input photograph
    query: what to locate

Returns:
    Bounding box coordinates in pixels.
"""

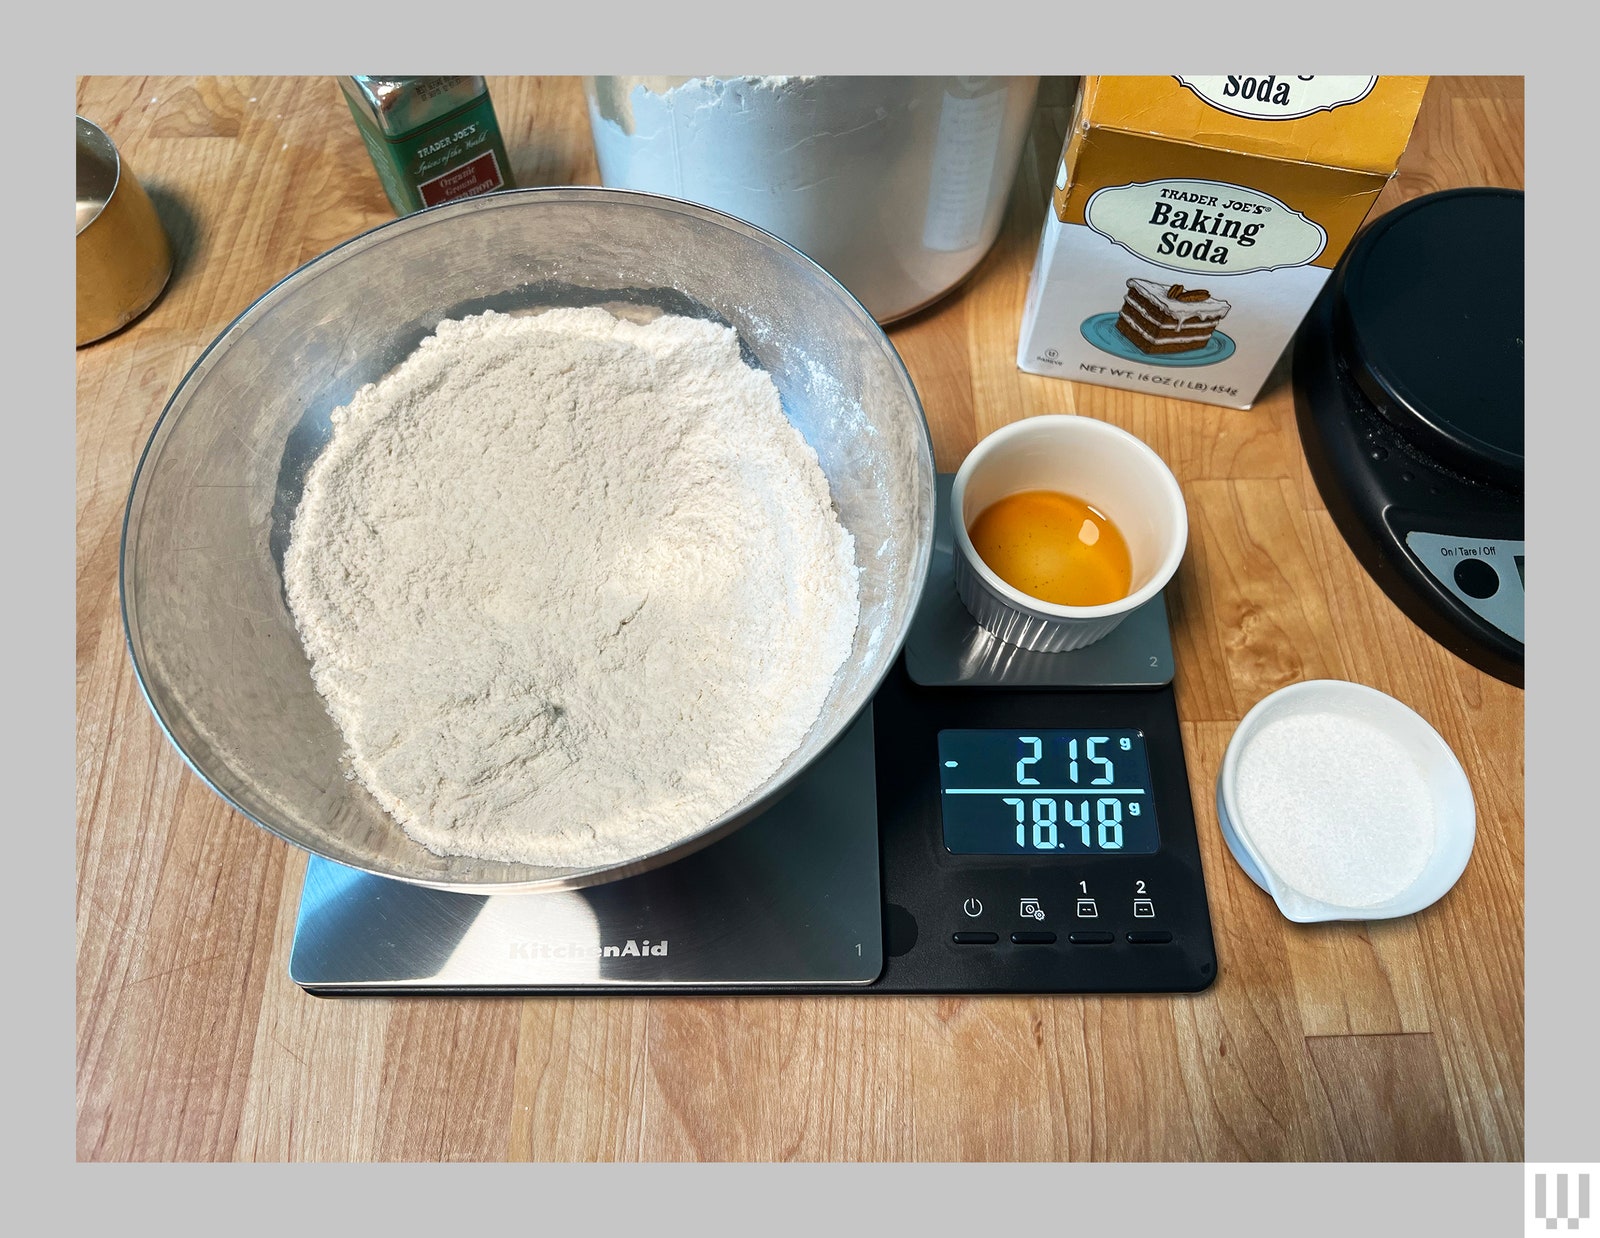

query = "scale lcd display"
[937,729,1161,856]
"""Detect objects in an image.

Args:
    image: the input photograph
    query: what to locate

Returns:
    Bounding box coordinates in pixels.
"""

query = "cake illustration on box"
[1114,279,1232,355]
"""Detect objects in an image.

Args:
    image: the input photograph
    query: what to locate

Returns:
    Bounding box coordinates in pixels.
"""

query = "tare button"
[1453,556,1500,599]
[1404,530,1524,643]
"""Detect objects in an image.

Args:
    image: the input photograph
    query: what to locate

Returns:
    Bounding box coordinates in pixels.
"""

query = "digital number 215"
[1016,735,1113,785]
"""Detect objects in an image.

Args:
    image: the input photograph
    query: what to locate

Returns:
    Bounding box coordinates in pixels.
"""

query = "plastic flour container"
[1216,679,1475,922]
[584,75,1041,323]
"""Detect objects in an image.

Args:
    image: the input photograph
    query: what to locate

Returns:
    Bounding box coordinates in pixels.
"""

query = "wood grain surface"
[75,75,1526,1162]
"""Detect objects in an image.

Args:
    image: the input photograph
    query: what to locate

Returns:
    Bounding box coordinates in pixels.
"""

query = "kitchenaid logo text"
[1087,179,1327,275]
[508,939,669,960]
[1175,75,1378,120]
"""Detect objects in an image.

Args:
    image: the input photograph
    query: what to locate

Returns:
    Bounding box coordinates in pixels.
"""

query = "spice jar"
[340,76,515,215]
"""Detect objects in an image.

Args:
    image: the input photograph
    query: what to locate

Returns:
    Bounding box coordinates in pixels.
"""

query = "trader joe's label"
[1174,75,1378,120]
[1085,179,1328,276]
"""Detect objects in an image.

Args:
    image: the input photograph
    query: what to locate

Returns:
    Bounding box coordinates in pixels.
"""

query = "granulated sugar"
[1234,711,1435,908]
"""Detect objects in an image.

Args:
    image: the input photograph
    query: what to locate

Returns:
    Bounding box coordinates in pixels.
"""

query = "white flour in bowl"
[283,307,860,867]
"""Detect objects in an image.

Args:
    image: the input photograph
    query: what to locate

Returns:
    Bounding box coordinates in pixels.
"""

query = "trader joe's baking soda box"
[1018,75,1429,408]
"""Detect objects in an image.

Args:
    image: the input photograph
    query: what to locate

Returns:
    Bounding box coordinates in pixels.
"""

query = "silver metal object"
[339,76,491,137]
[77,115,172,345]
[122,187,936,894]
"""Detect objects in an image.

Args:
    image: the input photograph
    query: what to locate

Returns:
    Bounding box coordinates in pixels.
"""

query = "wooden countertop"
[76,76,1525,1162]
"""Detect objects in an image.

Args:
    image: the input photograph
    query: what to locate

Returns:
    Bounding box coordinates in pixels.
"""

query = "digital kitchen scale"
[290,475,1218,995]
[1293,188,1524,687]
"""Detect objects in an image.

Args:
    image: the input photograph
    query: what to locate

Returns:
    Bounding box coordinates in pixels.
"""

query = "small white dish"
[1216,679,1476,923]
[950,414,1188,653]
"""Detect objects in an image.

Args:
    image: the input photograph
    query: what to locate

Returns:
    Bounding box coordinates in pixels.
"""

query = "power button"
[1453,556,1500,599]
[962,897,983,918]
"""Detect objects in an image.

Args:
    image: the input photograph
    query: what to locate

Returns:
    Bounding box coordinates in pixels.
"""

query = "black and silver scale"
[1294,187,1524,687]
[290,475,1218,996]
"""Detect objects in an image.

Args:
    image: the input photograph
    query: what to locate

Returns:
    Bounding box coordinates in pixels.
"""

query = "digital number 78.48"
[1002,795,1128,850]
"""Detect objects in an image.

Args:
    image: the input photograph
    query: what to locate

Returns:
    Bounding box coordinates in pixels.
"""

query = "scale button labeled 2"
[1133,898,1156,918]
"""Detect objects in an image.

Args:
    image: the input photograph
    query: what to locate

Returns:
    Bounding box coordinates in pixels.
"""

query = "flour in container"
[282,307,860,867]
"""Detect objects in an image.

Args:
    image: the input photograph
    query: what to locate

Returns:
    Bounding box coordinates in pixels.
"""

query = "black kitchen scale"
[1293,187,1524,687]
[290,475,1218,995]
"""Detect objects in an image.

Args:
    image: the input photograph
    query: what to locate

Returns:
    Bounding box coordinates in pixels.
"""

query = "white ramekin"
[951,414,1188,653]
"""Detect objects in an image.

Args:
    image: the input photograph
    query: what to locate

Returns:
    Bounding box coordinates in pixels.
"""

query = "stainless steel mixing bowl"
[122,187,936,893]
